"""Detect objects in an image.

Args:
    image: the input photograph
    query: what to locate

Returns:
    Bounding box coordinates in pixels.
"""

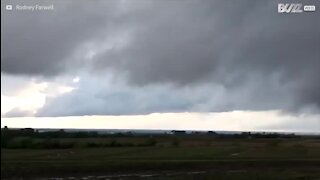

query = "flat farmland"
[2,137,320,179]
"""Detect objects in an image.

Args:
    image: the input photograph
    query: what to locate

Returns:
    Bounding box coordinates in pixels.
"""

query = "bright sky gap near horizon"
[1,0,319,133]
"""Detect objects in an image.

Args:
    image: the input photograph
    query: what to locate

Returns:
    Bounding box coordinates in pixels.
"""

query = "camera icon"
[6,5,13,11]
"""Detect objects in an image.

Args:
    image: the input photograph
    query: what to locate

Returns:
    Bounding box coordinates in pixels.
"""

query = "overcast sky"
[1,0,319,132]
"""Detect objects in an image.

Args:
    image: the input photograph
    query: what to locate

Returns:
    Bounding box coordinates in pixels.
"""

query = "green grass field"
[2,137,320,179]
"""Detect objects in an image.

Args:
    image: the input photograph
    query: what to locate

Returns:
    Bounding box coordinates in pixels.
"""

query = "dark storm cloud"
[92,0,320,111]
[1,0,125,76]
[1,0,320,115]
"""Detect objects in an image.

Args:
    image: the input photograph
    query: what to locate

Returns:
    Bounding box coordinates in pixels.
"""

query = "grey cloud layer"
[1,0,319,116]
[1,0,124,76]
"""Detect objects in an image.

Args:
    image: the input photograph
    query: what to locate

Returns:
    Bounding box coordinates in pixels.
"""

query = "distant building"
[21,128,34,133]
[171,130,186,135]
[207,131,218,136]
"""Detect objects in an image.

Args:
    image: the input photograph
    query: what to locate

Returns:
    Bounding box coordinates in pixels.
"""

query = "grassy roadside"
[2,138,320,179]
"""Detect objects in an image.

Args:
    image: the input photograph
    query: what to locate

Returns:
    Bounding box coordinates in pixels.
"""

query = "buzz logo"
[278,3,303,13]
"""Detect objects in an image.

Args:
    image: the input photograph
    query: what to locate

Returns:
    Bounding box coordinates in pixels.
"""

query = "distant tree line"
[2,126,313,149]
[1,127,161,149]
[172,130,299,139]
